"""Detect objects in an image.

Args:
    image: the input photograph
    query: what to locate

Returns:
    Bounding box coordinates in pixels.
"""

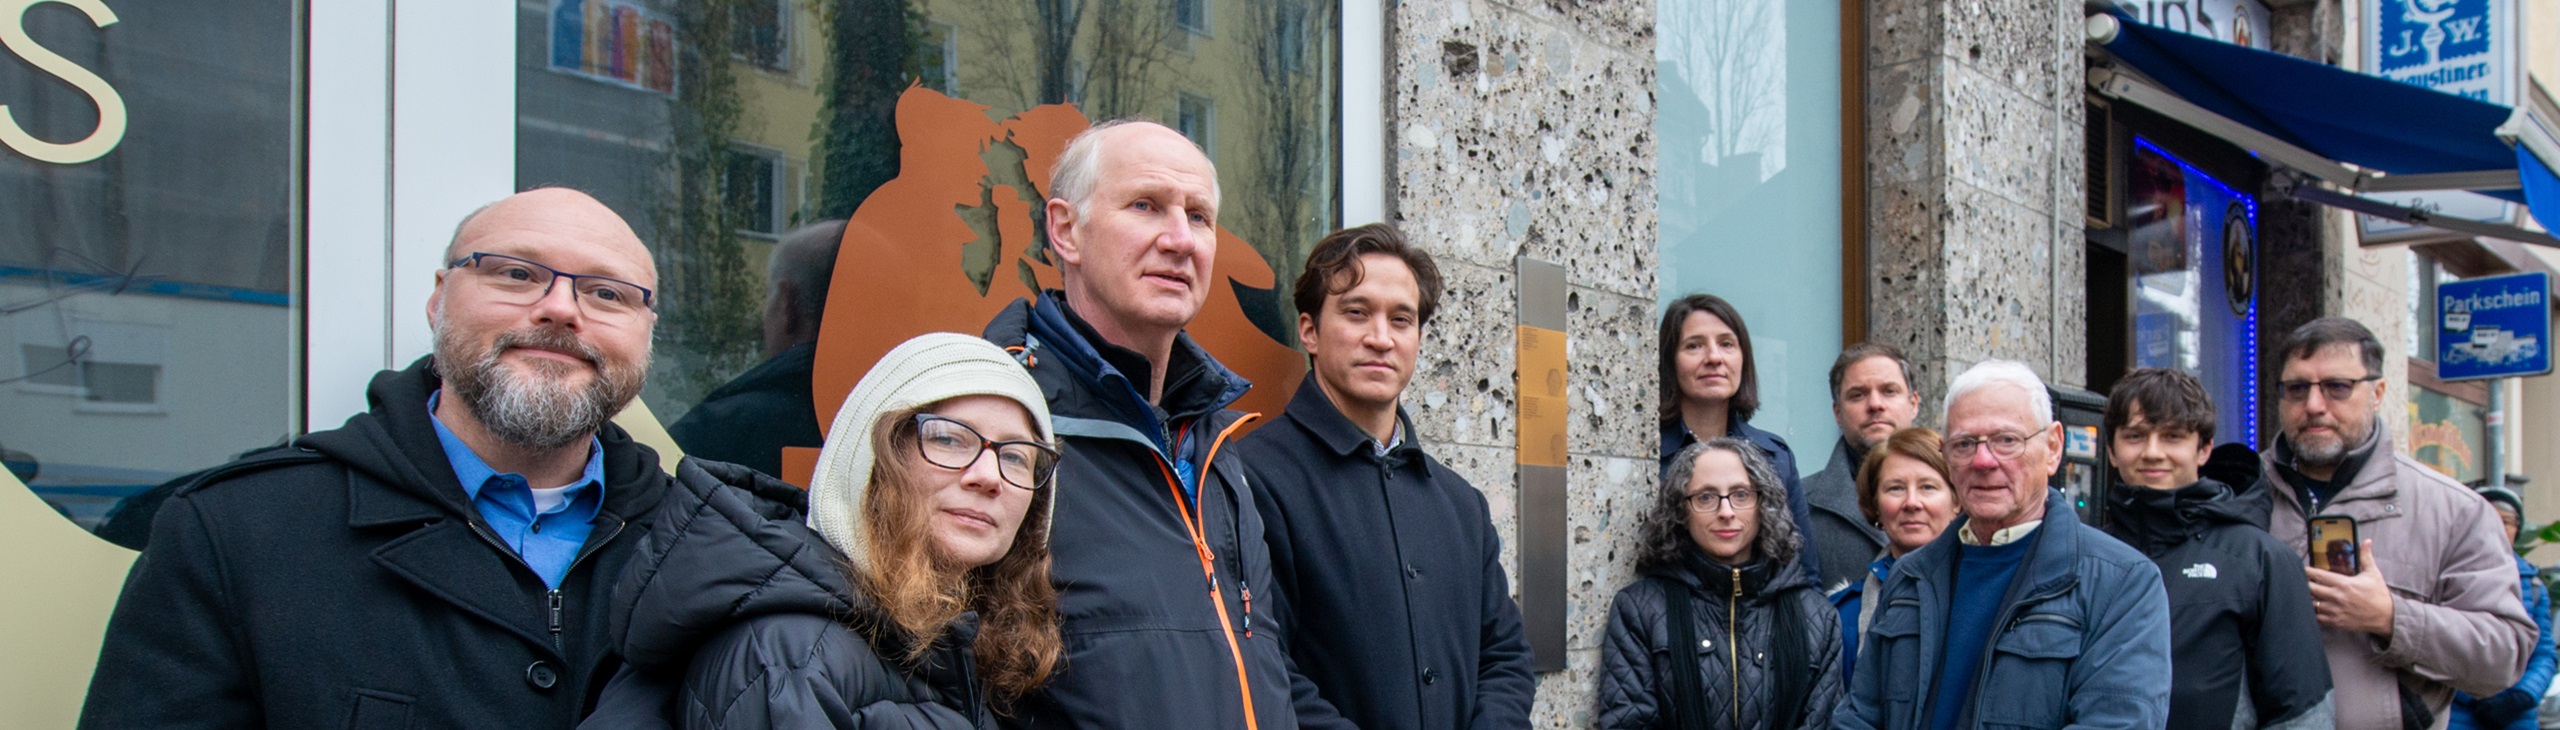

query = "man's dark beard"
[435,323,647,451]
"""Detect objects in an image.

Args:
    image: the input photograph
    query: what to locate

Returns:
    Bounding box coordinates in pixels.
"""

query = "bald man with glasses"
[82,188,783,730]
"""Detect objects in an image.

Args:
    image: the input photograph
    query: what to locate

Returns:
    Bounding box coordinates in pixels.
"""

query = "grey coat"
[1802,440,1887,595]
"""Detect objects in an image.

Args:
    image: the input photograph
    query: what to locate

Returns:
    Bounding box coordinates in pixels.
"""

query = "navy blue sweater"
[1931,535,2032,730]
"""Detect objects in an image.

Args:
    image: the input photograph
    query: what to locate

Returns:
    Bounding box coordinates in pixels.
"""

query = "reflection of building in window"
[1175,0,1209,35]
[727,144,788,238]
[15,320,166,408]
[734,0,790,72]
[920,21,959,93]
[1273,3,1307,75]
[1177,93,1216,159]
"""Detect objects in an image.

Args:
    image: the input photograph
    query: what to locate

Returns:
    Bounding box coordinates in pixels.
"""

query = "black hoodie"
[81,356,675,730]
[2103,478,2336,730]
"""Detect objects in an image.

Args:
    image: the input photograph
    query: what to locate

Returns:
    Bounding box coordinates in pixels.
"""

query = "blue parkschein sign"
[2437,271,2552,381]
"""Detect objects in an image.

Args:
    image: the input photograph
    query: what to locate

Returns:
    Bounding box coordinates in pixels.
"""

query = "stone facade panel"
[1942,64,2057,213]
[1867,59,1941,186]
[1570,288,1660,459]
[1410,260,1519,451]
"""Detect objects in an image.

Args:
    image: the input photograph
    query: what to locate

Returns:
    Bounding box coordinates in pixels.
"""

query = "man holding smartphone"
[2258,317,2534,730]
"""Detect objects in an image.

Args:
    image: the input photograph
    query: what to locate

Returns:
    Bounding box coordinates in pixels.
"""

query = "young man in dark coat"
[2100,368,2334,729]
[977,120,1293,728]
[1798,343,1917,592]
[1234,224,1538,729]
[77,188,761,729]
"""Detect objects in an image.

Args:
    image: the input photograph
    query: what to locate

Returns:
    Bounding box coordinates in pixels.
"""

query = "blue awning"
[2093,11,2560,231]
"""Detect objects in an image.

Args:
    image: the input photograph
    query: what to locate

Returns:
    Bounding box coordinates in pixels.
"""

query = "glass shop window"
[1,0,304,540]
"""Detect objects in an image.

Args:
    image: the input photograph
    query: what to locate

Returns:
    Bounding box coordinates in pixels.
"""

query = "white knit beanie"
[806,332,1053,571]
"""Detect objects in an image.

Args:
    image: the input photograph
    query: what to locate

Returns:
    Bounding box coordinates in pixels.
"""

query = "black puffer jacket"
[2102,478,2334,730]
[1598,551,1842,730]
[582,459,990,730]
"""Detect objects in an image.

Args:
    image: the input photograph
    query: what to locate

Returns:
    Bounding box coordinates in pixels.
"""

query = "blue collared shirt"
[427,391,605,590]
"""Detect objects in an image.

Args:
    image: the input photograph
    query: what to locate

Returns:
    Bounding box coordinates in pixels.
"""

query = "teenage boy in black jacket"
[2100,368,2335,729]
[1235,224,1538,729]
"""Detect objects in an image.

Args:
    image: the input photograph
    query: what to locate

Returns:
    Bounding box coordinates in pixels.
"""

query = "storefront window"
[2125,140,2259,447]
[518,0,1339,479]
[1,0,304,536]
[1654,0,1844,469]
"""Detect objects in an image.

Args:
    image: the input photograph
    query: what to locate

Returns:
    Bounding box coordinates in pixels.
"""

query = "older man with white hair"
[1835,360,2171,730]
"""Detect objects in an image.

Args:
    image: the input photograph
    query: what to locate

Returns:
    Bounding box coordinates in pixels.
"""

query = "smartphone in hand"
[2309,515,2359,573]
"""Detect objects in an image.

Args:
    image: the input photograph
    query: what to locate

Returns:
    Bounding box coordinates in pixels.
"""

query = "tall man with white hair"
[2258,317,2533,730]
[978,120,1294,727]
[1835,360,2171,730]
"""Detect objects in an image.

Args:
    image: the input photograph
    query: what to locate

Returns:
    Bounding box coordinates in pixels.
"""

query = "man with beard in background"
[81,188,766,729]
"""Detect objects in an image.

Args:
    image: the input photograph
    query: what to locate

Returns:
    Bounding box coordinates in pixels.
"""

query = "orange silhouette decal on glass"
[795,86,1302,485]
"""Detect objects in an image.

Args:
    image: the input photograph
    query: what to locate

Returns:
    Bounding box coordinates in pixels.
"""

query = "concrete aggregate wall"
[1386,0,1660,723]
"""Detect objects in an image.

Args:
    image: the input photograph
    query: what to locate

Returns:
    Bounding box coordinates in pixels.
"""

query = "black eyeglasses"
[1684,489,1757,513]
[445,252,656,319]
[912,414,1059,491]
[2277,375,2379,403]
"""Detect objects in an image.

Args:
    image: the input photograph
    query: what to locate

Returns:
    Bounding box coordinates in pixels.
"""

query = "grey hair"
[767,219,848,325]
[1046,119,1222,219]
[1943,359,2052,426]
[1636,438,1801,574]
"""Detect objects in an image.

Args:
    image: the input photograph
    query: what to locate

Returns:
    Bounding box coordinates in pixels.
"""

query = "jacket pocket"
[345,688,414,730]
[1867,599,1924,704]
[1974,614,2083,728]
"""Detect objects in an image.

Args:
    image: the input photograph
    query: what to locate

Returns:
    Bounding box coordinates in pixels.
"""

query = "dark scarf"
[1683,546,1815,729]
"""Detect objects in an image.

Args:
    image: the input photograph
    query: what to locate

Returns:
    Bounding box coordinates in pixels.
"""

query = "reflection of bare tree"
[813,0,920,218]
[1080,0,1178,120]
[1229,0,1335,344]
[948,0,1175,119]
[1660,0,1783,175]
[652,0,766,413]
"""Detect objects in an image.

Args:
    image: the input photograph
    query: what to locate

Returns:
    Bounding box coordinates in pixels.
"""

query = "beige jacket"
[2262,425,2534,730]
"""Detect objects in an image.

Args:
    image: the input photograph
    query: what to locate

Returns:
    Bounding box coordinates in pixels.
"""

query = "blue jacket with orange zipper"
[983,292,1294,729]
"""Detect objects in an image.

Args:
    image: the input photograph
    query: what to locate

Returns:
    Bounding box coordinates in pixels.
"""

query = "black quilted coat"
[1598,553,1842,730]
[581,459,991,729]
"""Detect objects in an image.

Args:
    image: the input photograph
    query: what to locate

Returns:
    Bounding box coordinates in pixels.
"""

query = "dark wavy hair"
[1657,294,1759,423]
[854,407,1063,711]
[1292,223,1445,327]
[1636,438,1800,573]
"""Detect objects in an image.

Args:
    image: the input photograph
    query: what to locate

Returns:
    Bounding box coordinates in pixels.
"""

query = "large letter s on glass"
[1,0,124,165]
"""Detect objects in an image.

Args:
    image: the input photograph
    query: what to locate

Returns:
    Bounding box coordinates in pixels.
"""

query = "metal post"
[2488,378,2507,487]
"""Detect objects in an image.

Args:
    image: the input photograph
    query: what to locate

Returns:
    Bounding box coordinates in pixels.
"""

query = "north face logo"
[2182,563,2219,579]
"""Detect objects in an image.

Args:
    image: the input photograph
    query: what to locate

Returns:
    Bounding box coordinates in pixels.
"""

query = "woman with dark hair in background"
[589,333,1064,728]
[1826,427,1956,684]
[1600,438,1841,730]
[1659,294,1820,584]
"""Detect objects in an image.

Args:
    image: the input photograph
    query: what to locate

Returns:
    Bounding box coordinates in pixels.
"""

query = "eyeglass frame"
[1943,426,2053,461]
[444,252,657,312]
[909,413,1060,491]
[1683,488,1758,513]
[2276,375,2380,403]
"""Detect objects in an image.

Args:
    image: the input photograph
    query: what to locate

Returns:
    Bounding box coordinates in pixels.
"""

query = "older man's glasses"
[2277,376,2379,403]
[913,414,1058,491]
[1944,428,2049,460]
[445,253,655,319]
[1684,489,1756,513]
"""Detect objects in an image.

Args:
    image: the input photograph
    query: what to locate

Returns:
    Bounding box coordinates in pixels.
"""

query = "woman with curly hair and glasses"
[589,333,1064,728]
[1600,438,1842,730]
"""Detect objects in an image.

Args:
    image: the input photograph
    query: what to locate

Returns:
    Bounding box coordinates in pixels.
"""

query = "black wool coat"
[1233,376,1539,730]
[79,356,678,730]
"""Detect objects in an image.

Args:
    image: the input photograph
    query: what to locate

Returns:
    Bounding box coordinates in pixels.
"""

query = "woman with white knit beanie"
[592,332,1064,728]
